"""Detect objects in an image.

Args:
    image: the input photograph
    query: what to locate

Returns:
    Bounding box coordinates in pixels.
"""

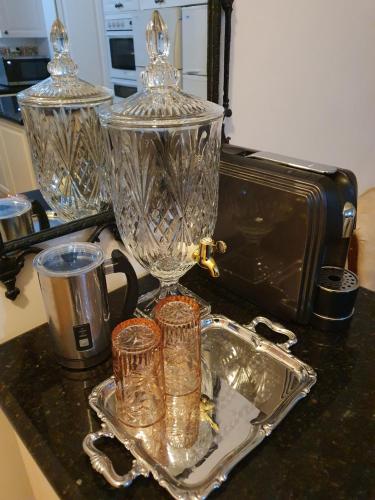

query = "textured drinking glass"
[112,318,165,427]
[166,389,200,449]
[154,296,201,396]
[122,418,168,466]
[18,18,112,221]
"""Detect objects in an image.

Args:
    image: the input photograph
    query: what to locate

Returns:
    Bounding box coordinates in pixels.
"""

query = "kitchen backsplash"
[0,46,39,57]
[0,38,49,58]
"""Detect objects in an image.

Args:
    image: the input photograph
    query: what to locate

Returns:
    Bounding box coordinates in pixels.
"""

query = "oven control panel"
[105,17,133,31]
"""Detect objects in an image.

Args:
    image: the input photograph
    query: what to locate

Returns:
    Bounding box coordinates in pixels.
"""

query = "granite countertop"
[0,269,374,499]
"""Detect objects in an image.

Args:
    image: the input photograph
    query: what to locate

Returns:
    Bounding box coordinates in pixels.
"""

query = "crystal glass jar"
[17,19,112,221]
[100,11,223,315]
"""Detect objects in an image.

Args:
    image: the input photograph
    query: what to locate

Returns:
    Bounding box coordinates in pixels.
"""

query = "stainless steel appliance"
[105,14,137,81]
[33,242,139,369]
[214,144,358,325]
[0,196,34,242]
[0,195,49,242]
[0,56,49,86]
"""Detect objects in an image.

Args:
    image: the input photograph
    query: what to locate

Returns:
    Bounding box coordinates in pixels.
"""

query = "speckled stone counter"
[0,269,374,500]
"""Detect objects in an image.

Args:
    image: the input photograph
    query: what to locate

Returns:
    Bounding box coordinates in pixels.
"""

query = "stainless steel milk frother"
[34,242,139,369]
[0,195,49,243]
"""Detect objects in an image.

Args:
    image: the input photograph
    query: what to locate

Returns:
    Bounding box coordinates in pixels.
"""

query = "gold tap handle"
[192,238,227,278]
[200,395,220,432]
[215,241,227,254]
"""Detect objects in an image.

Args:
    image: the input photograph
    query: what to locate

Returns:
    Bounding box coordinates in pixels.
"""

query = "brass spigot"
[193,237,227,278]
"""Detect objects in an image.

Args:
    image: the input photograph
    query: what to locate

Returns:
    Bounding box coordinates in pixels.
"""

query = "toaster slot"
[249,151,337,175]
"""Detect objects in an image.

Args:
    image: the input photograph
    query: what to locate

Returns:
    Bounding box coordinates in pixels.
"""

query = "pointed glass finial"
[47,18,78,79]
[50,18,68,53]
[17,13,112,104]
[146,10,170,59]
[142,10,178,89]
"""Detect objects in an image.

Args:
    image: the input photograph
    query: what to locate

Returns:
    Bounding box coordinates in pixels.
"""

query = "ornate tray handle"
[244,316,297,353]
[82,425,149,488]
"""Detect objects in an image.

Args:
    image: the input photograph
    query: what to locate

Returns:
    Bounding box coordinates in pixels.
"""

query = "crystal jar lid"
[0,196,31,219]
[100,10,223,129]
[17,19,112,108]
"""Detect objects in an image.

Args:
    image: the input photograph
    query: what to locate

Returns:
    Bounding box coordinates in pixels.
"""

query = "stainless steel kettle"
[34,242,139,369]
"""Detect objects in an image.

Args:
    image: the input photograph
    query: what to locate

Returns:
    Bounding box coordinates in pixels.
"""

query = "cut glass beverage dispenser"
[17,18,112,222]
[100,10,226,316]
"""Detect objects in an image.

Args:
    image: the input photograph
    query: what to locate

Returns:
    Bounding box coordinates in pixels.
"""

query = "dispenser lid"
[0,196,31,219]
[33,242,104,277]
[17,19,112,108]
[100,10,223,129]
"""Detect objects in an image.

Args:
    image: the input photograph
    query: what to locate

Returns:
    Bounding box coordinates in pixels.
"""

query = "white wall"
[226,0,375,194]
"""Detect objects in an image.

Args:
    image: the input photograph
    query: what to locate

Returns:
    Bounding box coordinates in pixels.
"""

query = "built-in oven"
[105,15,137,81]
[111,78,138,100]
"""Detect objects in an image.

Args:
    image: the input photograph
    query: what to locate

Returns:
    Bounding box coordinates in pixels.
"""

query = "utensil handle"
[31,199,50,230]
[244,316,297,352]
[82,426,149,488]
[104,249,139,320]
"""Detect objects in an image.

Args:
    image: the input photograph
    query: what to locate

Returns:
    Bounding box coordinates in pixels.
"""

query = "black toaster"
[214,144,357,325]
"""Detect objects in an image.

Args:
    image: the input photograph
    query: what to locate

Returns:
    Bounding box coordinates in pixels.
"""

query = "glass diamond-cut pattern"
[109,119,221,282]
[21,106,110,221]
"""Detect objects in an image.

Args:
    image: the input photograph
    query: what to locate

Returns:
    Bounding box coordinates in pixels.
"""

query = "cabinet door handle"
[155,0,165,3]
[115,2,123,7]
[4,30,8,35]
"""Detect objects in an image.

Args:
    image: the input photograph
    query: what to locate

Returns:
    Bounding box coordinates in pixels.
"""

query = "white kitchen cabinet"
[182,4,207,75]
[0,0,47,38]
[0,119,37,194]
[140,0,207,10]
[182,74,207,99]
[103,0,139,14]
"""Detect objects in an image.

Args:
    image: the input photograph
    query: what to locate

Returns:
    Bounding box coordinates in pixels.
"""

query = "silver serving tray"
[83,315,316,498]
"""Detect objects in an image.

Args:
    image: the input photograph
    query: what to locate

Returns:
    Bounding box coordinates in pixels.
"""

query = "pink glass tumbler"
[112,318,165,427]
[154,295,201,396]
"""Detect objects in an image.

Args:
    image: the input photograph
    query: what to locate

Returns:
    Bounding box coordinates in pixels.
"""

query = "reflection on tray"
[114,375,258,482]
[84,315,316,499]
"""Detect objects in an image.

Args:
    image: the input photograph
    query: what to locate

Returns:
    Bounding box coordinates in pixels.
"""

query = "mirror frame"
[0,0,234,299]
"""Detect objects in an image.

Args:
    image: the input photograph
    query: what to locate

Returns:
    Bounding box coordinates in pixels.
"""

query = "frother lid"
[0,196,31,220]
[17,18,112,108]
[100,10,223,129]
[34,242,104,277]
